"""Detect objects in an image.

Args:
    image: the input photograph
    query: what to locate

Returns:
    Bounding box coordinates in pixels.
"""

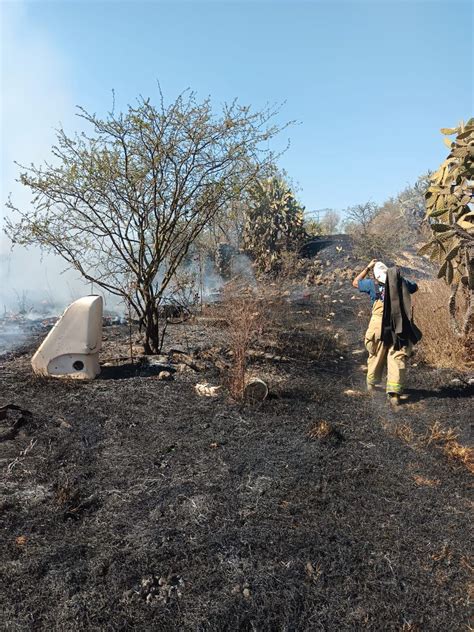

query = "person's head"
[373,261,388,285]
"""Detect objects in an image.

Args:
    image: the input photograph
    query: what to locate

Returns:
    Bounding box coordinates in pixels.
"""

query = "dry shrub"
[277,249,307,280]
[222,283,267,400]
[351,231,397,261]
[413,280,469,369]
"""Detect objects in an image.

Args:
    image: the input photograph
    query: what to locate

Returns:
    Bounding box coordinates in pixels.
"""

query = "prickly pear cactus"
[242,177,306,273]
[419,119,474,337]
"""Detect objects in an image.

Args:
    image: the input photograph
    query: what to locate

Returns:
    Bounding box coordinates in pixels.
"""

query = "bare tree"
[5,90,289,353]
[345,201,379,236]
[343,201,398,259]
[320,209,340,234]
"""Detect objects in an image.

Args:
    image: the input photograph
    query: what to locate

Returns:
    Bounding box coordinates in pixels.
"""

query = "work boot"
[387,393,400,407]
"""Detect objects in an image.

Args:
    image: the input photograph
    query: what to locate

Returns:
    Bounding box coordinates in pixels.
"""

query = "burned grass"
[0,283,472,631]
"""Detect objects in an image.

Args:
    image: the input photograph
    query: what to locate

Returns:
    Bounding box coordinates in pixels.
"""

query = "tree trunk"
[142,301,161,355]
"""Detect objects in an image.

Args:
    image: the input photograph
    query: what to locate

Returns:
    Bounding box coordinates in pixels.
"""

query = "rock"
[175,363,194,374]
[243,588,251,599]
[141,576,153,588]
[195,383,221,397]
[344,389,365,397]
[158,371,173,381]
[231,584,241,594]
[147,355,169,365]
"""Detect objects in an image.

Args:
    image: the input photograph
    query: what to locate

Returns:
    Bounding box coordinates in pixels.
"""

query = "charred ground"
[1,243,472,631]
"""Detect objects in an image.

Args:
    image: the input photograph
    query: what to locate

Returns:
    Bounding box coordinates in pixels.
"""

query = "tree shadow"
[99,362,175,380]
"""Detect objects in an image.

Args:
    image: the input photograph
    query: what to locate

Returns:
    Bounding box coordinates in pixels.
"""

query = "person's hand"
[367,259,377,270]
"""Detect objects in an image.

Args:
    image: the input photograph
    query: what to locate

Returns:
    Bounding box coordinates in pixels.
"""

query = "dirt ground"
[1,256,473,631]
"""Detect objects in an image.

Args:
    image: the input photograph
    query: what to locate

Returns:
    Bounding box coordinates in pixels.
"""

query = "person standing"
[352,260,420,406]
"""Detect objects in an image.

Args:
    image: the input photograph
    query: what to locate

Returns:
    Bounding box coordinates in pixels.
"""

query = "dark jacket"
[381,267,422,349]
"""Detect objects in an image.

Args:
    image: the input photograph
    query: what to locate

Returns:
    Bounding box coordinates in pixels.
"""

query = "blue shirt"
[358,278,418,304]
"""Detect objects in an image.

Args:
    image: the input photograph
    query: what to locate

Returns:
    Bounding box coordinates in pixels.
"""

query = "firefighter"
[352,259,419,406]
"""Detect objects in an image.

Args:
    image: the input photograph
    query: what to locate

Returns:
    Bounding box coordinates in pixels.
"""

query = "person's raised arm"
[352,259,377,289]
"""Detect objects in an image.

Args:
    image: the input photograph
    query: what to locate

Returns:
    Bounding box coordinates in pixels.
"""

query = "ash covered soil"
[1,243,473,631]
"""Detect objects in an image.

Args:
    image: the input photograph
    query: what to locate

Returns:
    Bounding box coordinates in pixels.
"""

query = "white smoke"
[0,2,91,312]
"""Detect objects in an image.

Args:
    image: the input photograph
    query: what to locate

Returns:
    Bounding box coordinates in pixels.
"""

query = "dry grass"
[412,280,469,370]
[422,422,473,474]
[412,474,440,487]
[308,420,332,439]
[430,543,454,563]
[423,421,459,446]
[394,422,415,444]
[443,442,474,473]
[391,420,473,474]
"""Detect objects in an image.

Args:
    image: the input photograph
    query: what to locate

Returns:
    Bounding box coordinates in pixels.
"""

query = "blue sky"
[2,0,473,212]
[0,0,472,303]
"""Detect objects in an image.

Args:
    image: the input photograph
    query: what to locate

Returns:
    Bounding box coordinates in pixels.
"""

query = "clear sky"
[0,0,472,302]
[2,0,473,211]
